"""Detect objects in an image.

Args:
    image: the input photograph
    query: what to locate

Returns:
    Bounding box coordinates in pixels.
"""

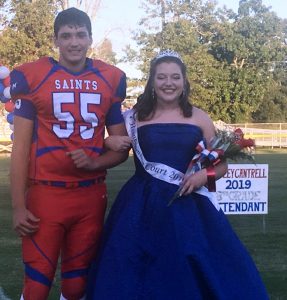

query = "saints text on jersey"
[54,79,98,90]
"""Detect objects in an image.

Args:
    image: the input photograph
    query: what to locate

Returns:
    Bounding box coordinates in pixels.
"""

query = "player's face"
[153,62,184,105]
[54,25,92,71]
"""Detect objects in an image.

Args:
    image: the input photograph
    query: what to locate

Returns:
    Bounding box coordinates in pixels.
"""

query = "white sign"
[216,164,268,215]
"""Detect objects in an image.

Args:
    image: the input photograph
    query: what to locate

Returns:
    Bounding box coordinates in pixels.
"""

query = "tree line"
[0,0,286,123]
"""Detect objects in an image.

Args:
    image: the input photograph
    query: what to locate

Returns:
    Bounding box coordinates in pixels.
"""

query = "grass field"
[0,149,286,300]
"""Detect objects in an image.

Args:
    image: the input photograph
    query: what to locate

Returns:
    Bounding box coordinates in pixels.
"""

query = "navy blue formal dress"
[87,124,269,300]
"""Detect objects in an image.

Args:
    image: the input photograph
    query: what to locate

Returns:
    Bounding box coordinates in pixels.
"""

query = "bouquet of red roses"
[168,128,255,206]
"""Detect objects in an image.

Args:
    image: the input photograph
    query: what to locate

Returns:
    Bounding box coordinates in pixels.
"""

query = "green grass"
[226,150,287,300]
[0,150,286,299]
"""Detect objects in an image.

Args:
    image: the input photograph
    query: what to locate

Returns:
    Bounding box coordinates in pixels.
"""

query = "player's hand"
[67,149,94,170]
[104,136,132,152]
[13,206,40,237]
[179,169,207,196]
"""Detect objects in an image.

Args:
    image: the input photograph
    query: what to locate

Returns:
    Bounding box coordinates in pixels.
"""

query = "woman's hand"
[179,169,207,196]
[104,135,132,152]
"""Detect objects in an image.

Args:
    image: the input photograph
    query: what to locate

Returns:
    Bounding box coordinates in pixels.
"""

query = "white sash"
[123,109,220,210]
[124,109,184,186]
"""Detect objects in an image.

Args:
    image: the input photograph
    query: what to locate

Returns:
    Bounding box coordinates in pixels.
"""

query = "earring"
[152,88,155,99]
[182,89,186,98]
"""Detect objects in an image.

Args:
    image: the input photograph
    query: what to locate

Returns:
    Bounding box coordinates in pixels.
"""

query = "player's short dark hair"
[54,7,92,37]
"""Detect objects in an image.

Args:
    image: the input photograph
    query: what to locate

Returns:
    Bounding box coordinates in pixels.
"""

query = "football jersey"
[10,57,126,182]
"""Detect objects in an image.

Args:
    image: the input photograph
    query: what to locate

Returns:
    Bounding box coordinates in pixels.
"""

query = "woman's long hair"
[134,55,193,121]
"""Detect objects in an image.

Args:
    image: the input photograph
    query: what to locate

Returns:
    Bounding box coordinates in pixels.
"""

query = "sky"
[76,0,287,78]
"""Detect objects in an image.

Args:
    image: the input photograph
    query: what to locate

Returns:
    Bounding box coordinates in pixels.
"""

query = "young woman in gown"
[87,50,269,300]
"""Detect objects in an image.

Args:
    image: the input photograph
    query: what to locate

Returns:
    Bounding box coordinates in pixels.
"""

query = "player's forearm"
[90,150,129,171]
[10,153,29,210]
[10,116,33,209]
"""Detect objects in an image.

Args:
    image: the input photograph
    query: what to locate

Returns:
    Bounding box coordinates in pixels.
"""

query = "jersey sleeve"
[10,66,37,120]
[14,99,37,120]
[115,72,127,100]
[106,72,126,126]
[105,102,123,126]
[10,68,30,100]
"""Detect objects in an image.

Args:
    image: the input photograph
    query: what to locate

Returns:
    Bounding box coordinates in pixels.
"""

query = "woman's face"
[153,62,184,105]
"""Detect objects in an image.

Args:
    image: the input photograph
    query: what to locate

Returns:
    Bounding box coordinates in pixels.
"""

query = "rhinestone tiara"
[155,49,183,63]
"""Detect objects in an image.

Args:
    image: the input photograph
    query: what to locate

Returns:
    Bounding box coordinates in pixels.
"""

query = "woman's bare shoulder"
[192,106,212,123]
[192,106,215,140]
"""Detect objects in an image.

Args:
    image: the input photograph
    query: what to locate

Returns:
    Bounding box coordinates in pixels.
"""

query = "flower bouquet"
[167,128,255,206]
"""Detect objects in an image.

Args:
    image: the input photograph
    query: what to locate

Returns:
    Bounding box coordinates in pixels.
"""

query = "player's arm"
[68,71,130,170]
[10,116,40,236]
[68,123,130,170]
[104,135,131,152]
[95,122,130,169]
